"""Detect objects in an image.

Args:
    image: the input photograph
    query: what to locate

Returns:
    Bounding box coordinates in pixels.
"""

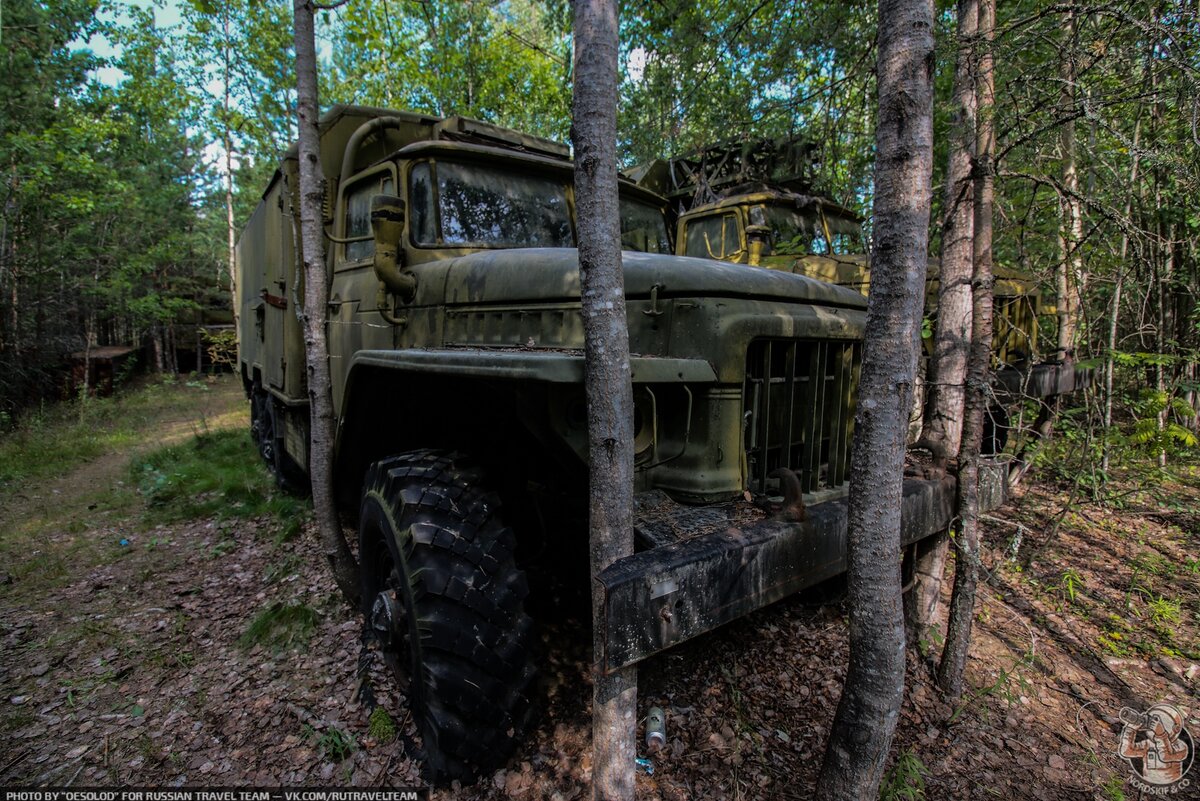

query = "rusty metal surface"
[993,361,1094,400]
[601,466,1009,672]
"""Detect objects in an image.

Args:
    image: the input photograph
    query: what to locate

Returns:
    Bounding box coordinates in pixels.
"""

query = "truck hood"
[440,248,868,310]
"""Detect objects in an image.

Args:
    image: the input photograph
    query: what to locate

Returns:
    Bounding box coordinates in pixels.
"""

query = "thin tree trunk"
[1103,117,1142,473]
[907,0,978,644]
[224,9,239,329]
[817,0,934,795]
[573,2,637,799]
[293,0,359,605]
[922,0,978,459]
[1056,10,1083,361]
[937,0,995,703]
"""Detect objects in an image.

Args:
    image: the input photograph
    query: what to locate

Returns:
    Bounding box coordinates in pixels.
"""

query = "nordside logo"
[1117,703,1194,795]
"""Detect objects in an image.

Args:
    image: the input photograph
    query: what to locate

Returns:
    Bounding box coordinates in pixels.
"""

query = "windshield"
[758,205,826,256]
[408,159,671,253]
[411,160,571,248]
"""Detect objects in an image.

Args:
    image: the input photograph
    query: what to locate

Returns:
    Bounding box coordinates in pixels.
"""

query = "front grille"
[743,339,861,495]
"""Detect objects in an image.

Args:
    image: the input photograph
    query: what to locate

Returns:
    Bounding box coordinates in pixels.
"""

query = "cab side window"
[342,173,395,263]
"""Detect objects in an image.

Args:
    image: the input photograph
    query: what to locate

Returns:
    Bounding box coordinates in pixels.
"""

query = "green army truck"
[236,106,984,783]
[631,137,1089,432]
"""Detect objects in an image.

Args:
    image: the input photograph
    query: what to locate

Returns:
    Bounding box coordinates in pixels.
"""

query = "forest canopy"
[1,0,1197,472]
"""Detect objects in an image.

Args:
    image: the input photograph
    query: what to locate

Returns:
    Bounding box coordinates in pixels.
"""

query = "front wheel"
[358,450,538,784]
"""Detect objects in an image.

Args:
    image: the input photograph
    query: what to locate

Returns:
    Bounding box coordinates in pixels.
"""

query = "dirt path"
[2,382,1196,798]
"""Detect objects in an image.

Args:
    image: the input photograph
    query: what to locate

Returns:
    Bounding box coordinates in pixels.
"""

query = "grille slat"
[744,338,861,496]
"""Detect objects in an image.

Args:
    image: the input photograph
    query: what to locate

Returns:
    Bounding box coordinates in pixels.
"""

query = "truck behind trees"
[630,136,1091,447]
[235,106,997,783]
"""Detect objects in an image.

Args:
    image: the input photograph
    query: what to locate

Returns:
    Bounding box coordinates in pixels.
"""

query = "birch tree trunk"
[817,0,934,795]
[938,0,995,703]
[907,0,978,643]
[293,0,359,605]
[223,8,238,330]
[572,2,637,799]
[1056,10,1083,361]
[922,0,977,459]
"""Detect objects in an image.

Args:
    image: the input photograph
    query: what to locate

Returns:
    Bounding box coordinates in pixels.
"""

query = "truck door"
[328,164,397,411]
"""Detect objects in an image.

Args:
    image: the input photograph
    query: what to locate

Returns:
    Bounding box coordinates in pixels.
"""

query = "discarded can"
[645,706,666,752]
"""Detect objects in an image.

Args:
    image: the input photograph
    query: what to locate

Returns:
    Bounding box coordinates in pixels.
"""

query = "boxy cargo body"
[235,106,995,784]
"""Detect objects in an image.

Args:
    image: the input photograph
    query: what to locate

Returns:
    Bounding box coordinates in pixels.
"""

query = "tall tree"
[292,0,358,604]
[907,0,978,642]
[573,0,637,798]
[922,0,977,458]
[938,0,995,701]
[817,0,934,796]
[1055,9,1083,362]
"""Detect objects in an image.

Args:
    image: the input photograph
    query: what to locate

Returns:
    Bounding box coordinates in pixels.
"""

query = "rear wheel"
[250,387,308,494]
[359,450,538,784]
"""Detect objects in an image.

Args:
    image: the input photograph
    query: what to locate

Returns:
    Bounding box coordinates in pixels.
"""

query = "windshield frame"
[393,141,672,253]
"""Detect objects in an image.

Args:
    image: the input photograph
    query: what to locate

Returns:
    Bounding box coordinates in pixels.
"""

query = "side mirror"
[370,195,416,301]
[745,224,772,266]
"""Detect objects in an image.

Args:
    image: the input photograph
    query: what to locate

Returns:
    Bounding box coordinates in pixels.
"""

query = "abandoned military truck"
[631,137,1091,445]
[236,106,961,783]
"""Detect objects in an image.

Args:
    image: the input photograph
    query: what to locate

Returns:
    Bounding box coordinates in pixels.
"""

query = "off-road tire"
[358,450,537,784]
[250,387,273,466]
[251,388,308,495]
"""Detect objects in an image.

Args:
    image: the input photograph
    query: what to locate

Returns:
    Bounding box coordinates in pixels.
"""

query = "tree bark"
[922,0,977,460]
[907,0,978,645]
[817,0,934,796]
[224,8,239,330]
[1103,116,1141,473]
[938,0,995,703]
[293,0,359,606]
[1056,10,1083,361]
[573,2,637,799]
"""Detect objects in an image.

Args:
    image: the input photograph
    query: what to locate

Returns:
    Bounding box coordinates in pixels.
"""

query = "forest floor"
[1,375,1197,800]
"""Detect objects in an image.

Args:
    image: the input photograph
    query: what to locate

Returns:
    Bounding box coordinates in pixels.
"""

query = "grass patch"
[0,377,220,493]
[132,429,308,528]
[239,602,320,651]
[303,724,357,762]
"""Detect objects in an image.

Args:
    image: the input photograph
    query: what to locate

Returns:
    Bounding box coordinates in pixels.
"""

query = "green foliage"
[879,748,927,801]
[326,1,571,143]
[239,602,320,652]
[131,428,308,528]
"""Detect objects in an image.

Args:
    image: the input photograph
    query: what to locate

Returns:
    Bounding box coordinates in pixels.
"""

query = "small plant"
[1100,774,1127,801]
[238,602,319,652]
[917,624,945,660]
[304,725,356,762]
[879,748,927,801]
[368,706,397,743]
[1148,595,1182,627]
[1058,567,1085,603]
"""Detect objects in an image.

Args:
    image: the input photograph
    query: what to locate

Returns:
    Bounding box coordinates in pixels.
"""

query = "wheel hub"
[370,589,405,651]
